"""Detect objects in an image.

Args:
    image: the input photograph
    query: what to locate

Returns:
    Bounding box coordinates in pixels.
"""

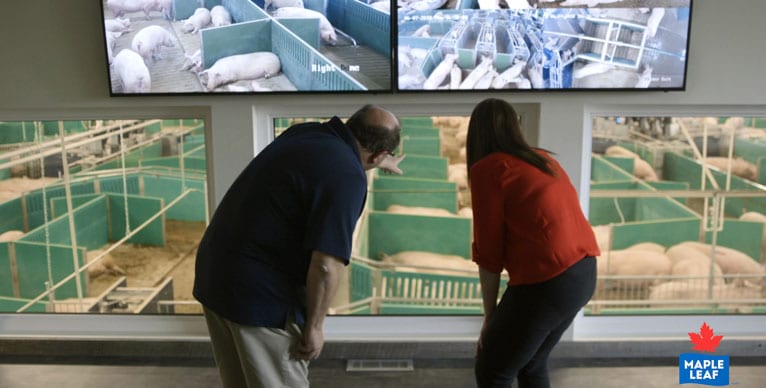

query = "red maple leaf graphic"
[688,322,723,353]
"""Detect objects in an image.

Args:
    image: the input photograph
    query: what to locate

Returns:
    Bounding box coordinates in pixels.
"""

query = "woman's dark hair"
[466,98,555,177]
[346,104,401,155]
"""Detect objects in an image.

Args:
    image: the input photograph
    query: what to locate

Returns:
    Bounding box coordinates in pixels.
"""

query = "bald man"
[194,105,402,388]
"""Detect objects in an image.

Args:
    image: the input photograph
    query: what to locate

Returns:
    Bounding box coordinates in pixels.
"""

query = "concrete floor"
[1,362,764,388]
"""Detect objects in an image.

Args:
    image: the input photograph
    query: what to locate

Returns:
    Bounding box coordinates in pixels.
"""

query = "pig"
[0,230,25,242]
[666,242,715,265]
[155,0,173,19]
[272,7,337,44]
[702,157,758,181]
[86,249,126,278]
[181,49,202,73]
[645,8,665,38]
[648,280,762,309]
[423,53,457,90]
[574,62,614,79]
[386,204,455,217]
[491,61,527,89]
[625,242,666,254]
[458,207,473,218]
[182,7,212,34]
[474,67,498,89]
[635,66,653,88]
[596,249,672,289]
[591,224,612,252]
[104,17,131,33]
[670,258,725,286]
[739,211,766,260]
[399,0,448,11]
[107,0,160,19]
[264,0,304,12]
[449,64,462,89]
[104,30,122,64]
[411,24,431,38]
[380,250,477,275]
[200,52,281,91]
[528,62,544,88]
[448,163,468,190]
[561,0,620,6]
[605,145,658,181]
[210,5,232,27]
[131,25,176,63]
[369,1,390,13]
[112,49,151,93]
[682,241,765,285]
[459,56,492,89]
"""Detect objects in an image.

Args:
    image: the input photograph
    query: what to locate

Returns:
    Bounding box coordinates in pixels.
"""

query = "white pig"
[625,242,666,253]
[370,1,391,13]
[200,52,281,91]
[648,280,762,308]
[181,49,203,73]
[459,56,492,89]
[739,211,766,260]
[107,0,159,19]
[449,63,462,89]
[381,250,477,275]
[386,204,455,217]
[635,66,653,88]
[272,7,337,44]
[683,241,765,285]
[670,258,725,286]
[104,30,122,65]
[86,249,126,278]
[131,25,176,63]
[474,67,498,89]
[423,53,457,90]
[264,0,304,11]
[182,8,212,34]
[597,249,672,289]
[561,0,620,6]
[645,8,665,38]
[491,60,527,89]
[210,5,232,27]
[574,61,614,79]
[104,17,131,33]
[112,49,151,93]
[0,230,25,242]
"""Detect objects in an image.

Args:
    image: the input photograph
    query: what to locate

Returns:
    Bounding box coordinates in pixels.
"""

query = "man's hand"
[378,154,406,175]
[295,326,324,361]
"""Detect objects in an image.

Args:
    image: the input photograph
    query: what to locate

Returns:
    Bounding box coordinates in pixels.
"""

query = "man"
[193,105,402,388]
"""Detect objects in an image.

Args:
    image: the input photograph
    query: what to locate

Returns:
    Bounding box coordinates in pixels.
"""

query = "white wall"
[1,0,765,339]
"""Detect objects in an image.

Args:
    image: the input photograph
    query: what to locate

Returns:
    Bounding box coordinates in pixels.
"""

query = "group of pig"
[592,214,766,309]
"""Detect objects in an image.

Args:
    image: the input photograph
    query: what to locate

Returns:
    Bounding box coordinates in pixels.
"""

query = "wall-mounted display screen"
[397,0,692,91]
[101,0,393,95]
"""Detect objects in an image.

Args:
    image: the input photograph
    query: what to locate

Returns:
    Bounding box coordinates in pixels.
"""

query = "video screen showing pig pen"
[102,0,392,94]
[279,113,766,317]
[0,118,208,315]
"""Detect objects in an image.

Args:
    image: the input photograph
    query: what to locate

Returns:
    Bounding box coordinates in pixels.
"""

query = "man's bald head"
[346,105,401,156]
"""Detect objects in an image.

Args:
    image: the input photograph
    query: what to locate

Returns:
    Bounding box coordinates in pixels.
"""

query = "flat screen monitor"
[100,0,393,95]
[396,0,692,92]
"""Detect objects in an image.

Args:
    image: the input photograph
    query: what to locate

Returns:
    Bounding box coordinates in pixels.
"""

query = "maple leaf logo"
[688,322,723,353]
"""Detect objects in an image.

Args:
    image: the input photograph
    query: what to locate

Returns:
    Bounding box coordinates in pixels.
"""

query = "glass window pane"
[587,115,766,316]
[0,118,207,315]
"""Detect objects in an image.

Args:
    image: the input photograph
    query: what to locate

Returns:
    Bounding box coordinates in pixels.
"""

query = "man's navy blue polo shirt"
[193,116,367,328]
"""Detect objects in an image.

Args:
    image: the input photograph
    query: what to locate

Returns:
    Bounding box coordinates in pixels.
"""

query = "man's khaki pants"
[203,307,309,388]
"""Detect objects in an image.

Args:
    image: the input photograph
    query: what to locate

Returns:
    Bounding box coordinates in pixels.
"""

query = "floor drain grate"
[346,359,415,372]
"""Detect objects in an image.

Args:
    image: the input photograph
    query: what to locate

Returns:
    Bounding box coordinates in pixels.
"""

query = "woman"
[467,98,600,388]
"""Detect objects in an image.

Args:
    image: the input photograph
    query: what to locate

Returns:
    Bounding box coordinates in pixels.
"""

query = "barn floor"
[1,362,765,388]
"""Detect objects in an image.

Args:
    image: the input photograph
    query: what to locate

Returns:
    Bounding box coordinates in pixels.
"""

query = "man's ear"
[370,151,388,166]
